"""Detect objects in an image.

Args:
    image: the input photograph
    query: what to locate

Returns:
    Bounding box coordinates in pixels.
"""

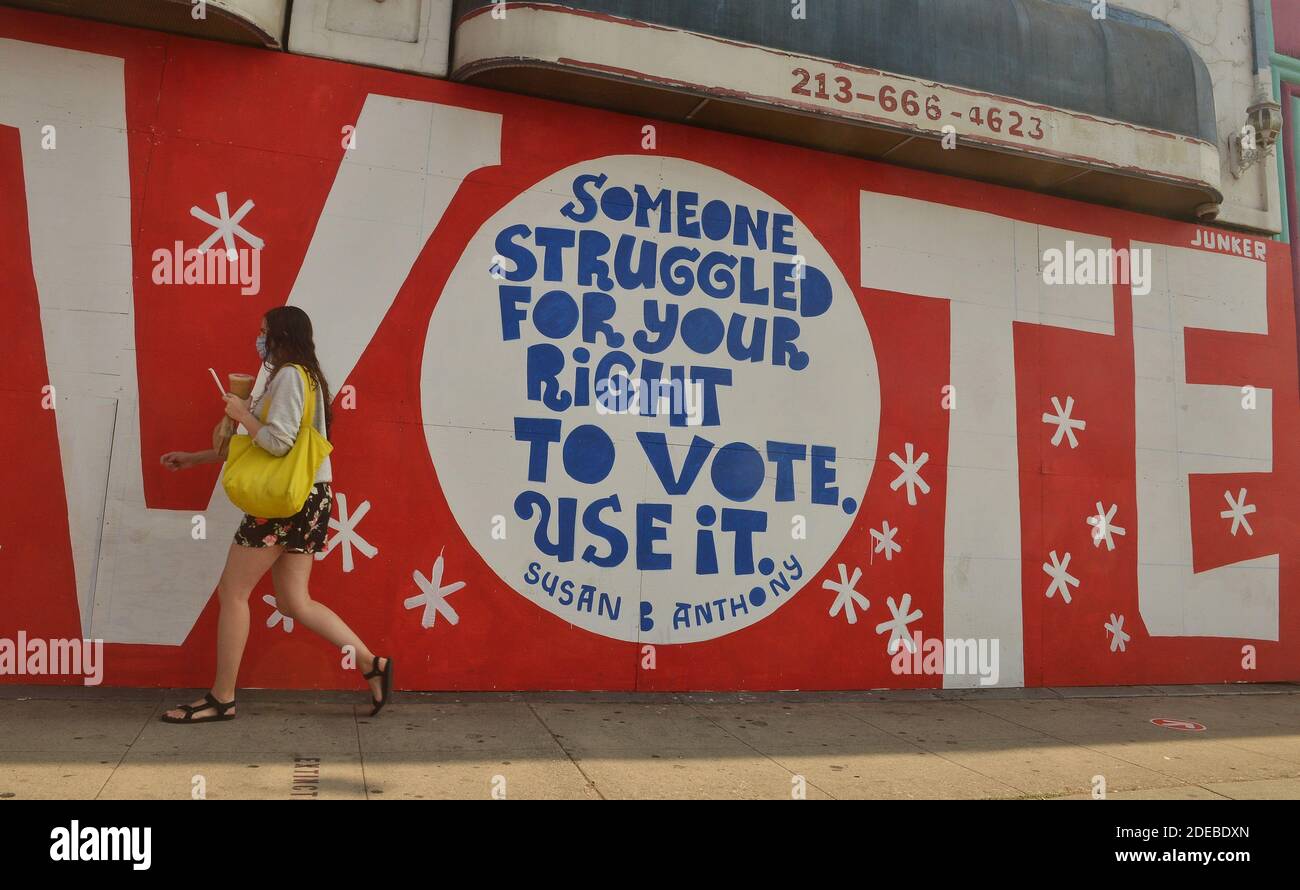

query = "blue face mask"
[256,333,268,360]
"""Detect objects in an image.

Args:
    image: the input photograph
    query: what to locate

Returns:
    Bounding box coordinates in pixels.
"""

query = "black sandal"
[161,691,237,724]
[363,656,393,717]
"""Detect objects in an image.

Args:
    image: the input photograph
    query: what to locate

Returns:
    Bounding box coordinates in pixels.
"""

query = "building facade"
[0,0,1297,691]
[1274,0,1300,340]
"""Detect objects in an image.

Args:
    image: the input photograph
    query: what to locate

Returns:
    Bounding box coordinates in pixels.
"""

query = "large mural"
[1,8,1297,690]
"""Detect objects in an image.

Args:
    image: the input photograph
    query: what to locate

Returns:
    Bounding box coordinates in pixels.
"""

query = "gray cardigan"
[242,364,332,484]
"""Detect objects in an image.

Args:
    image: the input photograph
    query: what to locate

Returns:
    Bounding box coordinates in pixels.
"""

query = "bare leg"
[163,542,283,720]
[271,552,386,702]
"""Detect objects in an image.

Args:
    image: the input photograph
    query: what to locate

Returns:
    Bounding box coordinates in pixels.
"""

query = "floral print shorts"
[233,482,332,554]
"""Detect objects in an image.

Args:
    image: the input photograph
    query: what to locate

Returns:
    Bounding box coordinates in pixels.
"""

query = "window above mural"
[1274,0,1300,58]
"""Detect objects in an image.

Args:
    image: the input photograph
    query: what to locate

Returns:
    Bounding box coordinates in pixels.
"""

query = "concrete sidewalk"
[1,684,1298,800]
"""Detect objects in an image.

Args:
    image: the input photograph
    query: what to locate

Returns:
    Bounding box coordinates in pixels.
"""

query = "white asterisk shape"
[1086,501,1126,551]
[870,521,901,561]
[1042,396,1086,448]
[405,548,468,629]
[190,191,264,260]
[263,594,293,633]
[875,593,922,654]
[1042,550,1079,604]
[823,564,870,624]
[1104,613,1130,653]
[1219,489,1256,537]
[889,443,931,506]
[314,492,378,573]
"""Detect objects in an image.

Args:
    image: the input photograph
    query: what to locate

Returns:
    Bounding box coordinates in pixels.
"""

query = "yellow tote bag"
[222,364,333,518]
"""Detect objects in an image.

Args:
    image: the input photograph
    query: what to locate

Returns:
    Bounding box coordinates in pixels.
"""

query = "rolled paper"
[212,419,231,458]
[217,372,257,442]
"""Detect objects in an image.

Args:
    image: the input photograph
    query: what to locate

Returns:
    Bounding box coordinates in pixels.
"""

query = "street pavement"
[1,684,1297,800]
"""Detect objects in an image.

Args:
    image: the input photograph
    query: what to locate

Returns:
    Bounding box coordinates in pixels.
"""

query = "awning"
[452,0,1224,220]
[0,0,286,47]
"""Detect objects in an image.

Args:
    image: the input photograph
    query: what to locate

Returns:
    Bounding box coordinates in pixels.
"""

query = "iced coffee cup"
[228,372,255,398]
[220,372,255,434]
[215,372,257,455]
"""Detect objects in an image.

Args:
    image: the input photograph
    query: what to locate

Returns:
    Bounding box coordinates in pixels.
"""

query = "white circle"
[422,156,879,643]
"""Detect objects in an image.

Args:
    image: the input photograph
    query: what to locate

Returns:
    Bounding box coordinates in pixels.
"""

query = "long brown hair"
[262,306,332,428]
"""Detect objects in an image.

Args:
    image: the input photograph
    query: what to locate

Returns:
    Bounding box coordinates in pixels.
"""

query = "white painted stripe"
[861,191,1117,687]
[1132,242,1277,640]
[0,41,501,643]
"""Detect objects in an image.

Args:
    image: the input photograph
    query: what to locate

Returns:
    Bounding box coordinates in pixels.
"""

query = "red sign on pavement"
[1150,718,1207,732]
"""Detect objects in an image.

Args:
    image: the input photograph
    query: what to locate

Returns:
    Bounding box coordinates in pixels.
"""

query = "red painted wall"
[1276,0,1300,59]
[1,8,1298,691]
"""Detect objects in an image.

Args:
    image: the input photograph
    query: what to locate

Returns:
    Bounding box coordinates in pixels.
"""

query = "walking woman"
[158,306,392,723]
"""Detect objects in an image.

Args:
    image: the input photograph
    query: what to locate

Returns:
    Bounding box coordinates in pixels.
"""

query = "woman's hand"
[222,393,253,425]
[161,451,199,471]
